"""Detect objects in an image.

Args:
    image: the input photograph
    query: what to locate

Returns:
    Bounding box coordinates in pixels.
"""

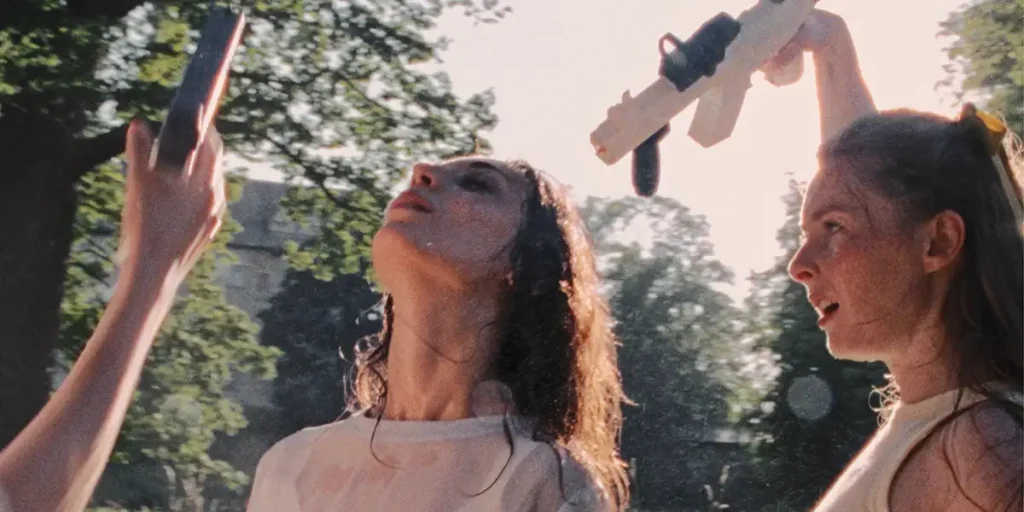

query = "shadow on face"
[371,156,531,295]
[788,164,932,362]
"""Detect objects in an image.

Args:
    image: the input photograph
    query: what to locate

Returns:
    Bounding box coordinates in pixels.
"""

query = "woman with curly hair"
[247,157,628,511]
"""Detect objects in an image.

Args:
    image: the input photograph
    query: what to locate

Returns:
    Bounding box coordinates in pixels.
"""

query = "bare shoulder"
[892,400,1023,512]
[499,443,607,512]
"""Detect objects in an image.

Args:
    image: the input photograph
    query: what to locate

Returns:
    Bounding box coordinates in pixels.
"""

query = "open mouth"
[818,302,840,326]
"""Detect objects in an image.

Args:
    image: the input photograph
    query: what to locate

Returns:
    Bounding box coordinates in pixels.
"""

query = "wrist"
[117,252,186,300]
[812,21,854,61]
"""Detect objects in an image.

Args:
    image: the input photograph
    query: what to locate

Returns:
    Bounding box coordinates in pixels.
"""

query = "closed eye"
[459,174,493,193]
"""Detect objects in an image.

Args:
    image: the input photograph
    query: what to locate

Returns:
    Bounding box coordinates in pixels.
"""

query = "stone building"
[214,178,318,475]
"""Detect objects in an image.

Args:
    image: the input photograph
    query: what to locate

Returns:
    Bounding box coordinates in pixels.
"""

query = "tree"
[939,0,1024,137]
[257,266,382,438]
[741,182,886,510]
[582,196,747,509]
[56,163,282,510]
[0,0,504,449]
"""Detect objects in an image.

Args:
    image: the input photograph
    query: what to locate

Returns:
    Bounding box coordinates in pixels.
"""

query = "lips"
[809,293,840,327]
[390,190,434,214]
[817,304,839,327]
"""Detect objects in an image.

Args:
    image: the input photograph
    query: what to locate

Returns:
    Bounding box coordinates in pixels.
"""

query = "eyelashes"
[458,174,494,194]
[799,221,844,246]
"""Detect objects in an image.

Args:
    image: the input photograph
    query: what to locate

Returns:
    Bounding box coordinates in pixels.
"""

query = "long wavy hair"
[345,160,630,509]
[821,106,1023,510]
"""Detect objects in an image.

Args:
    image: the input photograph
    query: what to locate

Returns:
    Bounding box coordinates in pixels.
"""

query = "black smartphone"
[150,7,246,174]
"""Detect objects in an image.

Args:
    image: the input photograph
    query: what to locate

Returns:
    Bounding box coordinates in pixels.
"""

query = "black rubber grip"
[631,124,671,197]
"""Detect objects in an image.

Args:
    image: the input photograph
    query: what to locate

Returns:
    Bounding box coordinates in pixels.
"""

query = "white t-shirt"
[813,385,1022,511]
[246,413,606,512]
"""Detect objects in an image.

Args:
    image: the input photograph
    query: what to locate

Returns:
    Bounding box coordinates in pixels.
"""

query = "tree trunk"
[0,109,80,449]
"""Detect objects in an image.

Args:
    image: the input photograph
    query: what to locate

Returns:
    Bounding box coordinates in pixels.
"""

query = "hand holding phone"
[150,7,246,175]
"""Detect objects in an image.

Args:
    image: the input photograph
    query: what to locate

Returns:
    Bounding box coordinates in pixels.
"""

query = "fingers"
[189,125,226,221]
[191,125,224,188]
[771,38,805,70]
[126,119,155,176]
[194,126,227,242]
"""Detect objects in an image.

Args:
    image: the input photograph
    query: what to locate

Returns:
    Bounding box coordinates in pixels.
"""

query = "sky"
[244,0,970,301]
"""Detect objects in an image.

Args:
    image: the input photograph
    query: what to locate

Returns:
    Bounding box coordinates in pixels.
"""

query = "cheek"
[829,235,919,313]
[440,196,519,259]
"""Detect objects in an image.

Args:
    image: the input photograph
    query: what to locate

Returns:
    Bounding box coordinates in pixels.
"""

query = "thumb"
[126,118,155,174]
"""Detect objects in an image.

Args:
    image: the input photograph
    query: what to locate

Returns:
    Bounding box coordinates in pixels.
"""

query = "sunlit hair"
[821,108,1023,510]
[346,160,630,510]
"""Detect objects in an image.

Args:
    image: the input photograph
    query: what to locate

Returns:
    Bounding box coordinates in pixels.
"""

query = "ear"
[921,210,966,273]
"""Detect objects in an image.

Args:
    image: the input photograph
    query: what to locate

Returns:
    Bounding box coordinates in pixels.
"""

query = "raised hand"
[762,8,849,86]
[118,118,227,281]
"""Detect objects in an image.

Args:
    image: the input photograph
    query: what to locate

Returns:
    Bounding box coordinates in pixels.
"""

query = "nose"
[411,162,441,189]
[788,241,816,284]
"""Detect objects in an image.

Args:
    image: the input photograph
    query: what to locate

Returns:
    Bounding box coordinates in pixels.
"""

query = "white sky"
[244,0,969,301]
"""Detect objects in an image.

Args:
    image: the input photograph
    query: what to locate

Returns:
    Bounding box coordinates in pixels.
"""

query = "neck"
[885,316,959,404]
[381,277,502,422]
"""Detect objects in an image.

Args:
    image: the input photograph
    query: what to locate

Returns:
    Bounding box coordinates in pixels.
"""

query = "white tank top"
[813,385,1021,512]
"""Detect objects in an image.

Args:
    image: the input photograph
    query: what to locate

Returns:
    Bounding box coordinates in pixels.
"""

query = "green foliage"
[257,266,382,437]
[939,0,1024,137]
[58,167,281,510]
[2,0,507,278]
[581,196,748,509]
[5,0,506,507]
[740,182,886,510]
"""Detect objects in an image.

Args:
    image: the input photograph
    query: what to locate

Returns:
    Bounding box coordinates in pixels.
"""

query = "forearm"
[0,260,180,512]
[812,21,877,143]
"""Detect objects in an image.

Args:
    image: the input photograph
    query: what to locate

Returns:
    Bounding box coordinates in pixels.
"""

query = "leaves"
[938,0,1024,137]
[738,182,886,510]
[5,0,507,507]
[581,195,746,509]
[60,165,282,509]
[257,265,382,436]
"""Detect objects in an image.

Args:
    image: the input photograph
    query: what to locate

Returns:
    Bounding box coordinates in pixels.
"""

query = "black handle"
[631,124,671,197]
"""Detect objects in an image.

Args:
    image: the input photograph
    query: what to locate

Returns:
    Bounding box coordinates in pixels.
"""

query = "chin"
[824,331,883,363]
[371,224,461,289]
[372,225,425,279]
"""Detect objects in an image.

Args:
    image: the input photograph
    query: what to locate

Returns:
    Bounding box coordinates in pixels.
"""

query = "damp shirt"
[246,413,606,512]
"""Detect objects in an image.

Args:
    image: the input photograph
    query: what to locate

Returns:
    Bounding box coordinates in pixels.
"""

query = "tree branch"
[0,0,154,31]
[69,124,130,181]
[264,137,349,209]
[64,0,151,21]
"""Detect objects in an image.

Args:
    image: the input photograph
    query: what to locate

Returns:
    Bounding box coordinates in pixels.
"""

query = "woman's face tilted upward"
[372,156,529,291]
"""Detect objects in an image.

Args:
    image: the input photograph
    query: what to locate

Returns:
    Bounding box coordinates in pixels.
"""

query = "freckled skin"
[788,166,932,362]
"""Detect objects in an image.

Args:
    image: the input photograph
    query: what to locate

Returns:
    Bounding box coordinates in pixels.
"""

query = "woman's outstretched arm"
[0,119,226,512]
[764,8,878,142]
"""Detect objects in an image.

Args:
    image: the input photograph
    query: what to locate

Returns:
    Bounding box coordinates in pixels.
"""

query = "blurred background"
[0,0,1019,510]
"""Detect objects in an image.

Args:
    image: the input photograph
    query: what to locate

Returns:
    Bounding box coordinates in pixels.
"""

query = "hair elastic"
[958,103,1023,224]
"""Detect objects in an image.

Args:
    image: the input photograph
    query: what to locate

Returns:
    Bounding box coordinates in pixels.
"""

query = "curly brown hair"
[346,160,630,509]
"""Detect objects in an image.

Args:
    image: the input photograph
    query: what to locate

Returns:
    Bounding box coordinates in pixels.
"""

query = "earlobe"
[922,210,966,273]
